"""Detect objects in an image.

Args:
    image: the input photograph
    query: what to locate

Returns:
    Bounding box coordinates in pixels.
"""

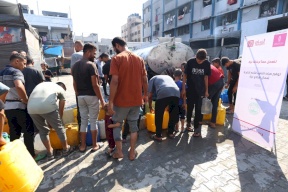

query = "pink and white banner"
[233,30,288,148]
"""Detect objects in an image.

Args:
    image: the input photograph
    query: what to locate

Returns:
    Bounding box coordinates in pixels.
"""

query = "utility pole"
[37,0,39,15]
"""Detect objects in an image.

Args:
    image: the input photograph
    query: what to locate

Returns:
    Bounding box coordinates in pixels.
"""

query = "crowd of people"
[0,37,243,162]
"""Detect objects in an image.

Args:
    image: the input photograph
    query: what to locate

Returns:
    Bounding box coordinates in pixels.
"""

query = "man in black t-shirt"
[22,56,45,97]
[221,57,241,113]
[182,49,211,137]
[102,55,112,84]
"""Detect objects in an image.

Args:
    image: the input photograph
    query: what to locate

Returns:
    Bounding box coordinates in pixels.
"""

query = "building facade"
[142,0,288,59]
[22,5,74,57]
[121,13,143,42]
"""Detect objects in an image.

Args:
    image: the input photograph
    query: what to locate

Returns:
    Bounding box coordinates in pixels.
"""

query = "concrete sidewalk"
[37,75,288,192]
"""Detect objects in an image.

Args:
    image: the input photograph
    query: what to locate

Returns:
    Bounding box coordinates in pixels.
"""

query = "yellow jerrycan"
[162,111,169,129]
[98,107,105,120]
[49,128,62,149]
[146,113,156,132]
[0,140,44,192]
[216,98,225,125]
[73,108,78,123]
[65,123,80,147]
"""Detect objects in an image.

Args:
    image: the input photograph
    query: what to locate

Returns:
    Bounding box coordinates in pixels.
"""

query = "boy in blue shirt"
[174,69,186,133]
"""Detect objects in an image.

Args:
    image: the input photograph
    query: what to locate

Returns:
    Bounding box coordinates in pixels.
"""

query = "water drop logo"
[273,33,287,47]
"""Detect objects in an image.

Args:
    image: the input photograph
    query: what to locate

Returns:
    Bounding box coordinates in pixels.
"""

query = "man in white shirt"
[28,82,73,159]
[70,40,84,69]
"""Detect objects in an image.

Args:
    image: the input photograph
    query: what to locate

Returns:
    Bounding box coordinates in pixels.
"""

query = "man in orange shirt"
[108,37,148,161]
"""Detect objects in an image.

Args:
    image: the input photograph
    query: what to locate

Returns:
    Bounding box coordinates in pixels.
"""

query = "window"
[284,1,288,13]
[138,30,140,34]
[201,19,210,31]
[155,24,160,31]
[145,6,151,14]
[260,0,277,18]
[178,3,191,19]
[164,29,174,37]
[216,11,237,27]
[165,11,175,25]
[177,25,189,36]
[147,21,151,27]
[61,33,68,39]
[155,7,160,22]
[203,0,212,7]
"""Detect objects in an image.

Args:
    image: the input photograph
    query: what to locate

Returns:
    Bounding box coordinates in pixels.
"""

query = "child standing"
[174,69,186,133]
[104,105,116,156]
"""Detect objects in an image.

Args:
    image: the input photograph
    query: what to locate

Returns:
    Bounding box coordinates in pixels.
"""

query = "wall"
[193,0,212,22]
[244,0,259,6]
[241,5,260,23]
[23,13,73,30]
[177,34,190,42]
[192,22,210,38]
[239,14,282,55]
[178,0,191,7]
[164,0,176,13]
[214,23,237,36]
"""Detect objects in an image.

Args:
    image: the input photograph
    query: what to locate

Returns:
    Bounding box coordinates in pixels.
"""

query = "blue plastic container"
[2,132,10,143]
[86,123,101,146]
[221,89,229,103]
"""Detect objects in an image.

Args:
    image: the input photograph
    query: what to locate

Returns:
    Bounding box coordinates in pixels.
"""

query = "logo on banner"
[273,33,287,47]
[248,102,260,115]
[247,40,254,47]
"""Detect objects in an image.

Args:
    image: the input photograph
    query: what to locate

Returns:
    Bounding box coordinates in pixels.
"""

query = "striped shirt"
[0,65,26,110]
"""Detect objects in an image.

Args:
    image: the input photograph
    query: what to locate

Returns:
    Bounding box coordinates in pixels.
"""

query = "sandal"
[34,153,47,162]
[150,134,162,142]
[47,153,55,161]
[186,127,194,132]
[193,133,201,137]
[128,151,138,161]
[90,143,103,153]
[106,148,115,157]
[79,146,87,153]
[208,122,216,128]
[180,128,186,133]
[63,145,74,156]
[227,110,234,114]
[168,134,176,139]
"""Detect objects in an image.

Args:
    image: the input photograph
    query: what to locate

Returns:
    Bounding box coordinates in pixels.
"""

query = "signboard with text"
[233,30,288,148]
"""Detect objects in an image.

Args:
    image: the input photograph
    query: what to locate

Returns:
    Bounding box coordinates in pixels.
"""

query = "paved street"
[36,75,288,192]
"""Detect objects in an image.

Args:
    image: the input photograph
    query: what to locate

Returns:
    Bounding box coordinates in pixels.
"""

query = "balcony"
[164,15,176,31]
[177,13,191,27]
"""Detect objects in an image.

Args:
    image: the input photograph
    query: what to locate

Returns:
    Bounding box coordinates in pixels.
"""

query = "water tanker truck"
[134,37,194,79]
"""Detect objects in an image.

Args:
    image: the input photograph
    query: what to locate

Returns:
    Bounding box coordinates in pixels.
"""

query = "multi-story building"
[22,5,74,57]
[121,13,143,42]
[143,0,288,59]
